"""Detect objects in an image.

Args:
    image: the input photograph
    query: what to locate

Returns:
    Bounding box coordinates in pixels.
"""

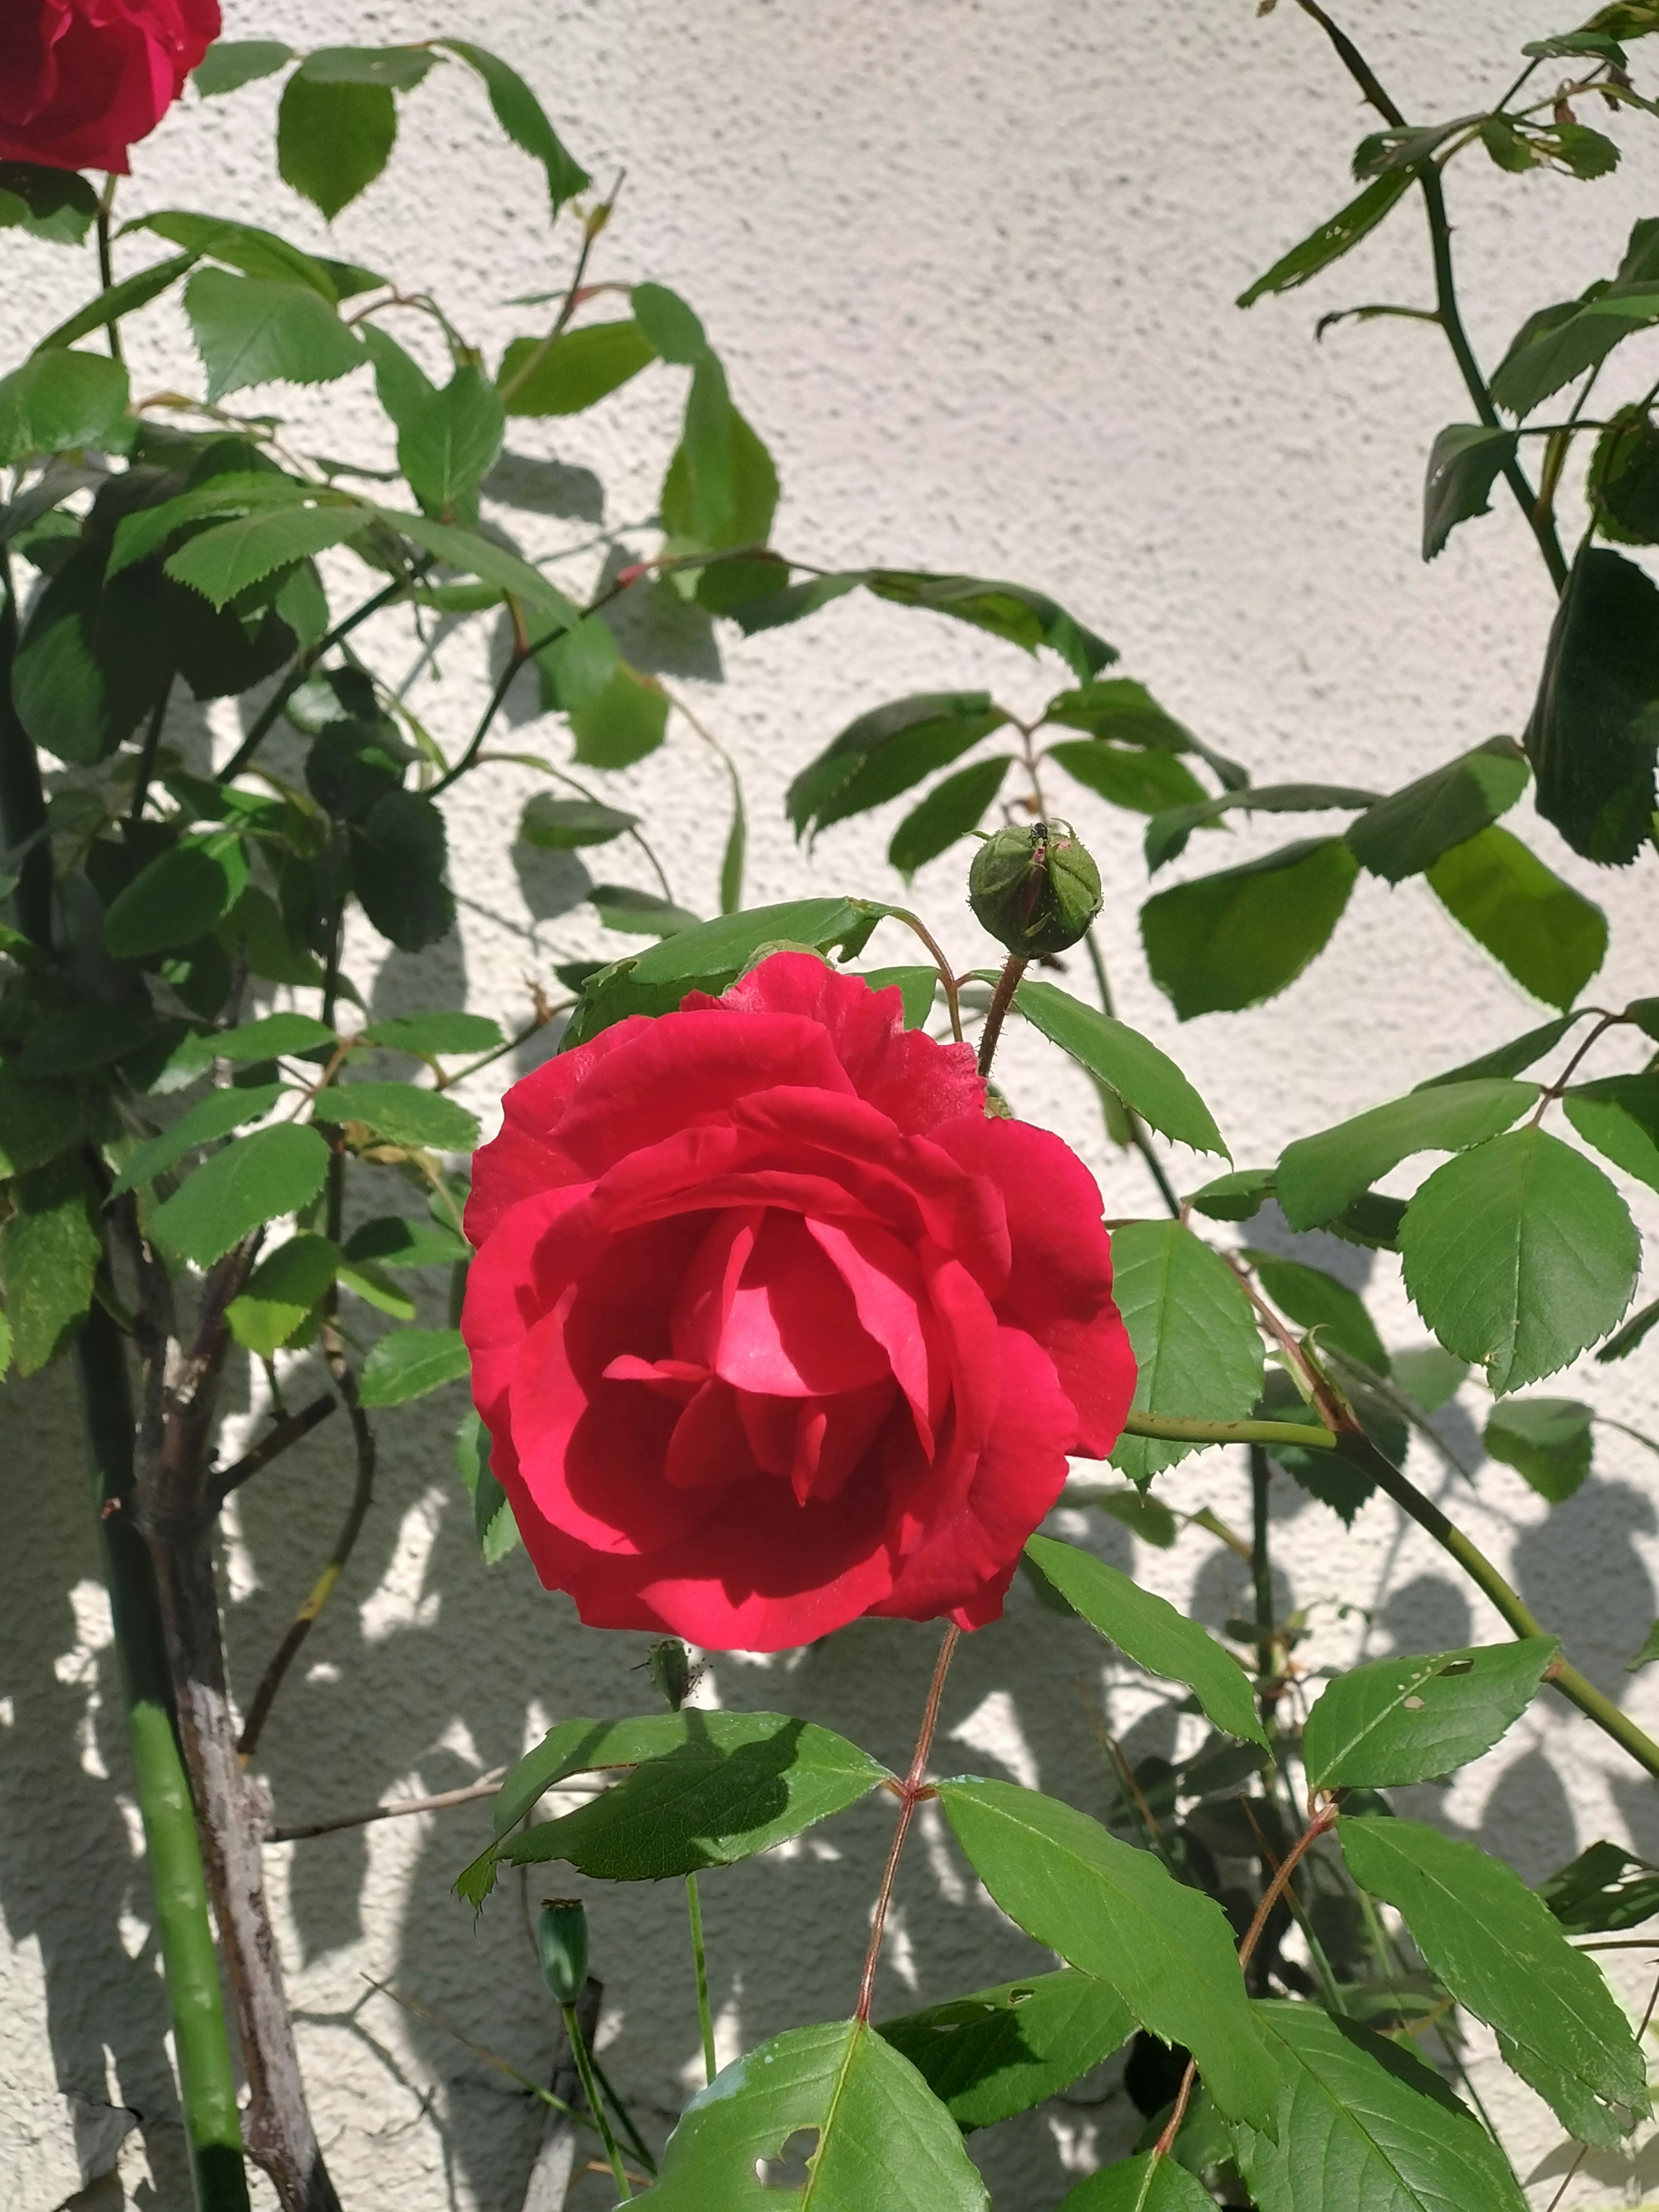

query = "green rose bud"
[537,1897,590,2004]
[968,820,1102,957]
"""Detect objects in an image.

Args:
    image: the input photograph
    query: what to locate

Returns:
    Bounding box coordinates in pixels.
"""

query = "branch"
[268,1769,507,1843]
[205,1395,337,1518]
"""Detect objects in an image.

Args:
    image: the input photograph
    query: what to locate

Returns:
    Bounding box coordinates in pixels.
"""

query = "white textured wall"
[5,3,1659,2207]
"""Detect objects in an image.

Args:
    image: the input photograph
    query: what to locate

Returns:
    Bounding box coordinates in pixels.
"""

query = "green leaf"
[372,510,580,628]
[1107,1222,1263,1484]
[661,355,779,555]
[494,1711,892,1884]
[18,1004,162,1078]
[518,794,638,851]
[0,351,129,466]
[1522,547,1659,865]
[1013,980,1229,1157]
[300,44,435,89]
[311,1081,479,1151]
[856,966,939,1029]
[499,319,656,414]
[937,1778,1279,2128]
[1276,1079,1538,1230]
[435,41,591,214]
[336,1256,413,1319]
[1588,406,1659,543]
[590,884,702,937]
[0,1158,101,1374]
[454,1407,518,1564]
[1400,1127,1639,1390]
[343,1214,470,1269]
[277,73,396,218]
[1242,1251,1387,1372]
[1599,1295,1659,1364]
[106,472,309,580]
[1237,170,1414,307]
[1564,1072,1659,1195]
[358,1325,470,1408]
[1141,840,1358,1020]
[397,365,505,517]
[353,789,454,952]
[225,1233,339,1356]
[0,1065,90,1178]
[164,503,369,607]
[110,1084,286,1198]
[570,667,670,769]
[788,693,1007,842]
[102,833,248,959]
[1058,2152,1216,2212]
[130,210,350,298]
[193,39,295,94]
[1493,289,1659,420]
[1144,781,1377,874]
[632,281,708,363]
[887,757,1011,879]
[1340,1815,1647,2144]
[1025,1535,1267,1746]
[644,2019,988,2211]
[1347,738,1531,883]
[1051,741,1213,826]
[150,1124,330,1266]
[360,1012,502,1056]
[0,161,97,245]
[1539,1840,1659,1932]
[878,1970,1132,2134]
[34,251,199,352]
[1302,1637,1557,1790]
[1485,1396,1593,1502]
[1089,1484,1179,1547]
[1234,1999,1529,2212]
[1415,1014,1585,1089]
[1422,426,1521,559]
[1428,827,1607,1009]
[165,1011,335,1074]
[862,571,1110,682]
[1185,1166,1276,1222]
[1044,678,1247,788]
[1393,1344,1470,1414]
[184,270,364,401]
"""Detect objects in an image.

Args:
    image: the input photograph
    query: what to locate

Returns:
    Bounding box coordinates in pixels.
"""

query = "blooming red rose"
[462,953,1136,1652]
[0,0,220,175]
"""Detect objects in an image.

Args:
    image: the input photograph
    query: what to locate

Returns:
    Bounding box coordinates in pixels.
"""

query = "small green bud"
[648,1637,695,1711]
[968,820,1102,957]
[537,1897,589,2004]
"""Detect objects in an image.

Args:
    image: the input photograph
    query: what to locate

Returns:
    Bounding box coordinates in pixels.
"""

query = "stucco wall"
[5,3,1659,2206]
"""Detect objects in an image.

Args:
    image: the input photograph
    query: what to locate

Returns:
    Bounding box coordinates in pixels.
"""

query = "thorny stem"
[977,953,1029,1078]
[686,1872,718,2086]
[855,1624,960,2024]
[562,1999,632,2200]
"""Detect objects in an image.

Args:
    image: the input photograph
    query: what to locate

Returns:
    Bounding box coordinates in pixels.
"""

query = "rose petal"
[714,1210,888,1398]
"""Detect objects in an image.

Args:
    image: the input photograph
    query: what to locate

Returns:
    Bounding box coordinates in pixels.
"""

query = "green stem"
[1249,1445,1279,1735]
[76,1303,250,2211]
[560,1999,631,2200]
[1082,927,1180,1217]
[0,550,53,949]
[1123,1410,1338,1449]
[686,1872,717,2086]
[977,953,1028,1079]
[95,175,123,365]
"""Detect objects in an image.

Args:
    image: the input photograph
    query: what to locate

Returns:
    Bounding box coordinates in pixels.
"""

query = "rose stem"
[686,1872,717,2085]
[560,1999,632,2200]
[854,1623,960,2024]
[977,953,1029,1078]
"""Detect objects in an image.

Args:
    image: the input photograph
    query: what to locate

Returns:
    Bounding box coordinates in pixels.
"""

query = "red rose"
[0,0,220,175]
[462,953,1136,1652]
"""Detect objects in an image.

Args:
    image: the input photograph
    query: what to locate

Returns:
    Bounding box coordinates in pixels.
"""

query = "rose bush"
[462,952,1137,1649]
[0,0,219,173]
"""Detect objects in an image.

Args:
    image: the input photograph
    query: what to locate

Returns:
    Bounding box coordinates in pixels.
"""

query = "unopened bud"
[537,1898,589,2004]
[968,820,1102,957]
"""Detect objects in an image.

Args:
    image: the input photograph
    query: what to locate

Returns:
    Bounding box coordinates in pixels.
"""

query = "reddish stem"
[854,1624,960,2024]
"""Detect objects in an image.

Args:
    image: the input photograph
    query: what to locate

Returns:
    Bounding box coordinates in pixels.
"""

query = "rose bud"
[537,1899,590,2005]
[969,821,1103,958]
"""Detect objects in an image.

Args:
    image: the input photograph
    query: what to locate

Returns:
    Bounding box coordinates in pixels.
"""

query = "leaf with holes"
[1485,1396,1593,1503]
[1302,1638,1557,1791]
[150,1125,330,1266]
[1141,839,1358,1019]
[1275,1079,1538,1230]
[1106,1221,1263,1485]
[311,1081,479,1152]
[1237,169,1414,306]
[879,1970,1132,2133]
[358,1326,470,1408]
[1348,739,1530,883]
[1013,981,1228,1157]
[938,1778,1279,2127]
[1025,1537,1265,1746]
[1399,1128,1639,1390]
[1340,1815,1648,2145]
[1422,426,1519,561]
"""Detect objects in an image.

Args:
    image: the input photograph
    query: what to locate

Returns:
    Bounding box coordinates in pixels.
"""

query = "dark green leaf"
[1237,170,1414,307]
[165,503,369,607]
[1087,1484,1179,1548]
[1523,547,1659,864]
[1144,782,1377,874]
[1564,1072,1659,1194]
[277,74,397,218]
[358,1325,470,1407]
[106,473,310,580]
[19,1002,161,1077]
[0,1158,100,1374]
[1599,1295,1659,1364]
[0,351,129,465]
[1428,827,1607,1008]
[1539,1840,1659,1932]
[454,1407,519,1565]
[1302,1637,1557,1789]
[1234,2000,1529,2212]
[225,1232,338,1356]
[887,756,1011,879]
[110,1084,286,1196]
[435,41,591,214]
[1107,1221,1263,1484]
[1044,679,1248,788]
[312,1080,478,1151]
[1013,980,1228,1156]
[34,251,199,353]
[1400,1127,1639,1390]
[499,319,656,414]
[1485,1395,1594,1501]
[1348,738,1531,883]
[0,162,97,245]
[11,543,168,762]
[299,45,435,89]
[372,510,580,627]
[1141,840,1358,1019]
[645,2020,988,2212]
[868,572,1115,683]
[0,1065,90,1178]
[589,884,702,937]
[788,693,1007,841]
[1242,1251,1388,1372]
[360,1012,502,1056]
[165,1011,336,1072]
[150,1124,330,1265]
[397,365,505,516]
[1422,426,1519,559]
[193,39,295,95]
[343,1214,470,1268]
[1276,1079,1537,1231]
[879,1970,1132,2134]
[1416,1014,1585,1089]
[631,281,708,363]
[184,270,364,401]
[1481,115,1540,173]
[1524,32,1629,64]
[1051,741,1212,826]
[353,790,454,951]
[1185,1166,1276,1222]
[938,1778,1279,2128]
[1340,1814,1647,2144]
[661,355,779,555]
[1057,2152,1216,2212]
[1493,289,1659,419]
[1354,119,1479,179]
[1025,1535,1266,1745]
[1588,407,1659,543]
[130,209,347,297]
[103,833,248,959]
